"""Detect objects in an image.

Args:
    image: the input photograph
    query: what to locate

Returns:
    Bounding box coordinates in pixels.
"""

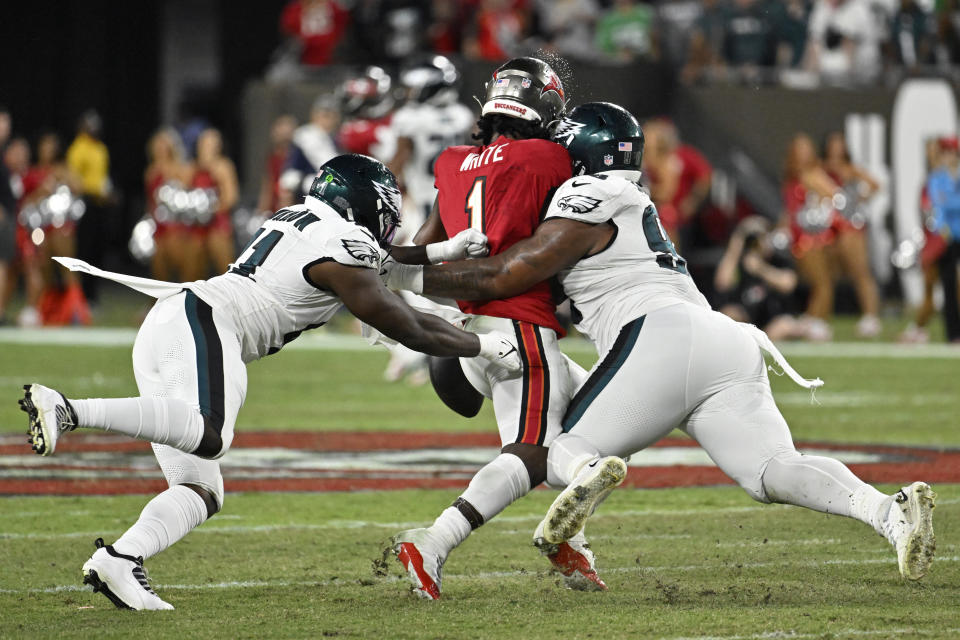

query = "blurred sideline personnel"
[20,132,90,326]
[337,66,397,162]
[257,115,297,214]
[0,106,15,324]
[902,137,955,343]
[388,57,608,598]
[383,55,474,384]
[278,97,339,208]
[66,110,110,307]
[19,154,521,611]
[714,216,805,341]
[641,118,711,249]
[925,134,960,342]
[385,102,937,584]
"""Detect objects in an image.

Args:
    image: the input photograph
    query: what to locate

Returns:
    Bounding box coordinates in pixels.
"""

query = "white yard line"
[2,327,960,359]
[2,556,957,596]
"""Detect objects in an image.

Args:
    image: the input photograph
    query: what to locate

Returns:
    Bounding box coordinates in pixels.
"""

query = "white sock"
[112,485,209,561]
[429,453,531,552]
[72,397,204,453]
[761,452,888,533]
[546,433,601,487]
[850,485,893,537]
[429,507,473,553]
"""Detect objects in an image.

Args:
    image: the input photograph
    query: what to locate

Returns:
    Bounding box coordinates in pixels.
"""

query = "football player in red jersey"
[387,57,608,598]
[336,66,398,163]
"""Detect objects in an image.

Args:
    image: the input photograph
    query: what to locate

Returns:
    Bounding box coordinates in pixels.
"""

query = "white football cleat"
[882,482,936,580]
[20,384,77,456]
[81,538,174,610]
[537,456,627,544]
[533,522,607,591]
[392,528,446,600]
[539,456,628,545]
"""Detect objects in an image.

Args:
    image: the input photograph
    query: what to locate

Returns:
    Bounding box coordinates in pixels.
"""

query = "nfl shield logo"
[603,154,614,166]
[521,78,531,89]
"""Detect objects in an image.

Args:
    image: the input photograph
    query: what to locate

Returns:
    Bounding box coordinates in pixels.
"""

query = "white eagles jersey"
[391,101,474,213]
[544,173,710,356]
[189,197,381,363]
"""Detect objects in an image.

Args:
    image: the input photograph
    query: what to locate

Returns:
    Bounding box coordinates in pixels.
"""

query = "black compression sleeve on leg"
[452,497,485,530]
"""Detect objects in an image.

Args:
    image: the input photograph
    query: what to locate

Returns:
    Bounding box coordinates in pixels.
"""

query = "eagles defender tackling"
[19,154,520,611]
[383,103,937,583]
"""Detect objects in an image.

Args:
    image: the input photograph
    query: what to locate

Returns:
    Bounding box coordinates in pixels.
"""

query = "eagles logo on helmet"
[308,154,402,244]
[552,102,645,177]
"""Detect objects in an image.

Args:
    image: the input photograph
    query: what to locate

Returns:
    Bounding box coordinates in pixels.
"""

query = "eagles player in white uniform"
[18,154,520,611]
[389,55,474,232]
[382,103,936,583]
[382,55,475,384]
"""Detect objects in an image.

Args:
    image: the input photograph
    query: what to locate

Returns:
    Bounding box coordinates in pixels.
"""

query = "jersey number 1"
[465,176,486,232]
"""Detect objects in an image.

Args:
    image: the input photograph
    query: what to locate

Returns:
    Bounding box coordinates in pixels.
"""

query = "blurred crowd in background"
[271,0,960,85]
[1,0,960,345]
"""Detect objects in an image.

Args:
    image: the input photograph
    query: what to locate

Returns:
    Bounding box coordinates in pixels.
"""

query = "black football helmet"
[308,154,401,244]
[552,102,644,176]
[480,57,566,125]
[399,55,460,105]
[339,66,394,119]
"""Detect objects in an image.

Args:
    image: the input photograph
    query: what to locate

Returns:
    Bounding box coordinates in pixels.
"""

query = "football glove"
[379,255,424,293]
[425,228,489,264]
[476,332,522,372]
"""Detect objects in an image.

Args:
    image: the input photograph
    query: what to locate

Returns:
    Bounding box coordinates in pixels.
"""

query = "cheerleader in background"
[20,132,90,325]
[184,128,237,280]
[782,133,879,341]
[821,131,882,337]
[145,128,192,282]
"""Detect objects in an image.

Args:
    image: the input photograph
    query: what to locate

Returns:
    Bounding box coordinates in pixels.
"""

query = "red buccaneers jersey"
[434,135,571,333]
[338,115,396,162]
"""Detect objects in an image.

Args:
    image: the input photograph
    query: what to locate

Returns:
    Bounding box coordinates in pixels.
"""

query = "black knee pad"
[191,417,224,459]
[429,356,484,418]
[501,442,548,487]
[183,483,220,519]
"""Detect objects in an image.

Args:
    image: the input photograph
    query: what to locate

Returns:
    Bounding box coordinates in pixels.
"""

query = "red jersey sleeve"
[434,137,571,333]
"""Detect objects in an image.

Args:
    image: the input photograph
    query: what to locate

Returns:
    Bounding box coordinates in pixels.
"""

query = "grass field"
[1,330,959,639]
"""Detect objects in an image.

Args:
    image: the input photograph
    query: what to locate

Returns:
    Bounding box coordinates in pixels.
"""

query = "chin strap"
[739,323,824,392]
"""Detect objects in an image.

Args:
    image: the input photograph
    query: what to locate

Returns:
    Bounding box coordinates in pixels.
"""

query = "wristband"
[425,241,451,264]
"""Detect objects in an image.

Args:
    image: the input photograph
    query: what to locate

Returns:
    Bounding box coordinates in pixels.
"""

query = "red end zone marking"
[1,431,958,495]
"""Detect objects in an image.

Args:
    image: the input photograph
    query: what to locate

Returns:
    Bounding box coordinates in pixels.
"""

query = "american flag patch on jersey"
[618,142,633,151]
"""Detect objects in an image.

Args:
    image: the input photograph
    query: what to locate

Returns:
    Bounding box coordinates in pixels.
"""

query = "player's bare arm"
[416,218,613,300]
[308,259,485,358]
[413,197,447,245]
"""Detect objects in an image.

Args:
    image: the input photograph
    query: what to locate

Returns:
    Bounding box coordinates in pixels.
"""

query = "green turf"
[2,342,959,446]
[2,338,958,638]
[0,487,957,639]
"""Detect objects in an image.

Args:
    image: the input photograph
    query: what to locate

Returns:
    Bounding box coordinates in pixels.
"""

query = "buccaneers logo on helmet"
[541,73,564,100]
